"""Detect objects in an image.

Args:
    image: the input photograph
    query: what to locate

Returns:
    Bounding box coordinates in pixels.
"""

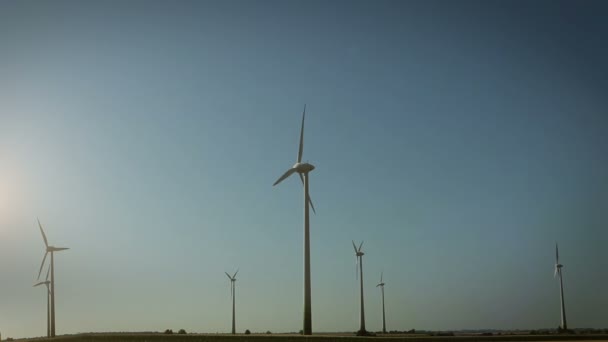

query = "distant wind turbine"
[352,240,367,336]
[272,105,316,335]
[33,265,52,338]
[225,270,239,334]
[554,243,568,331]
[36,218,69,338]
[376,272,387,334]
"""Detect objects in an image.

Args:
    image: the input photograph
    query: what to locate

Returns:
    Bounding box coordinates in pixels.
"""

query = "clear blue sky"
[1,0,607,338]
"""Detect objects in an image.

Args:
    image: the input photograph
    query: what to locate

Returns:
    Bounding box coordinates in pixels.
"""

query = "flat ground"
[16,333,608,342]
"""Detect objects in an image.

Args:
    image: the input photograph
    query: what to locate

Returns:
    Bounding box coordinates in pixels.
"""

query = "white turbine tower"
[33,265,52,338]
[36,218,69,338]
[376,272,386,334]
[273,105,316,335]
[352,240,367,336]
[225,270,239,334]
[554,243,568,331]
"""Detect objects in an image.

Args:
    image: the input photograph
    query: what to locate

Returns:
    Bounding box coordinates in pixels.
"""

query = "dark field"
[16,334,608,342]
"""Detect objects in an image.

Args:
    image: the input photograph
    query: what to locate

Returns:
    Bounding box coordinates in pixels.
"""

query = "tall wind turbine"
[352,241,367,336]
[33,265,52,338]
[554,243,568,331]
[376,272,386,334]
[272,105,316,335]
[36,218,69,338]
[225,270,239,334]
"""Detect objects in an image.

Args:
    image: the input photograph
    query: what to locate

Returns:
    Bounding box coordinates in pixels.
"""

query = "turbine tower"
[554,243,568,331]
[273,105,316,335]
[225,270,239,335]
[36,218,69,338]
[33,265,52,338]
[376,272,386,334]
[352,240,367,336]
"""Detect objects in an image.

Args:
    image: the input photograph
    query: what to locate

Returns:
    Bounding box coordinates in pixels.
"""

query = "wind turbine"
[272,105,316,335]
[36,218,69,338]
[376,272,386,334]
[352,240,367,336]
[225,270,239,335]
[554,243,568,331]
[33,265,51,338]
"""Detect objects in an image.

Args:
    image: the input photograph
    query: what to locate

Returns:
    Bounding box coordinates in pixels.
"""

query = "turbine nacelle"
[376,272,385,287]
[554,263,564,278]
[293,162,315,173]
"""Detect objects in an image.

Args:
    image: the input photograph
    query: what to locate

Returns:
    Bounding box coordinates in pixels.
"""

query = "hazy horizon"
[1,0,607,339]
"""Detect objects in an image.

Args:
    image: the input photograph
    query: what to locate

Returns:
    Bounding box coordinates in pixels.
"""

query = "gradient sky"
[1,0,607,338]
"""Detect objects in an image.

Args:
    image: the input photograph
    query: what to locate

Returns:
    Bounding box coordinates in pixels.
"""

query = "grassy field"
[16,333,608,342]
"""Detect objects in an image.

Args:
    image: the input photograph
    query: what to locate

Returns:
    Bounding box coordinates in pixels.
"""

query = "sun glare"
[0,162,25,227]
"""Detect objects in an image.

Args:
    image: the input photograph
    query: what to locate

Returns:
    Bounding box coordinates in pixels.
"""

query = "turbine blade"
[308,194,316,214]
[225,272,232,280]
[273,168,297,186]
[352,240,358,253]
[45,263,51,282]
[297,105,305,163]
[33,282,46,287]
[233,269,239,279]
[52,247,69,251]
[555,243,559,264]
[37,218,49,248]
[380,271,383,283]
[299,173,316,214]
[554,267,558,278]
[359,241,364,251]
[37,252,48,280]
[376,283,381,287]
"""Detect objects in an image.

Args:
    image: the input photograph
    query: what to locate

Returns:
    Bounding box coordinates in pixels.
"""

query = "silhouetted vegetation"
[164,329,173,334]
[557,327,575,334]
[265,331,272,334]
[387,329,426,335]
[178,329,187,334]
[244,329,251,335]
[530,330,544,335]
[355,330,376,336]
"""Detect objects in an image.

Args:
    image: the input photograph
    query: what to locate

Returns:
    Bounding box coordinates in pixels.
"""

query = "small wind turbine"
[36,218,69,338]
[33,265,52,338]
[225,270,239,334]
[554,243,568,331]
[352,240,367,336]
[273,105,316,335]
[376,272,386,334]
